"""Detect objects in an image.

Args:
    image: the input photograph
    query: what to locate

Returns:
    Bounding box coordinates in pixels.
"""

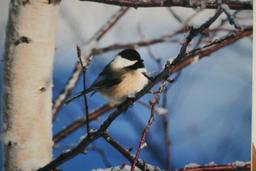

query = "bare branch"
[172,8,223,65]
[221,4,242,29]
[161,101,171,170]
[76,45,90,135]
[160,74,182,170]
[179,27,252,70]
[52,7,129,121]
[177,162,250,171]
[92,27,233,56]
[92,33,181,55]
[131,97,158,171]
[167,7,184,24]
[53,103,116,144]
[102,132,149,170]
[80,0,252,10]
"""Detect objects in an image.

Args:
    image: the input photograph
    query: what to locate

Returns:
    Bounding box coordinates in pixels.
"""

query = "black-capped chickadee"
[66,49,148,103]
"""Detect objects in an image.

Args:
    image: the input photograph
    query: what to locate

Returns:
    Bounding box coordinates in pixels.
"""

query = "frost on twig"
[154,107,168,115]
[178,161,250,171]
[184,163,200,169]
[92,164,161,171]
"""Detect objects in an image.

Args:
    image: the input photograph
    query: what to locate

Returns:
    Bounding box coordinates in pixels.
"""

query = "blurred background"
[0,0,252,170]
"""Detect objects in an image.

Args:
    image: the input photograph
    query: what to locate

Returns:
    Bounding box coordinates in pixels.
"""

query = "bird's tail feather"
[65,88,93,104]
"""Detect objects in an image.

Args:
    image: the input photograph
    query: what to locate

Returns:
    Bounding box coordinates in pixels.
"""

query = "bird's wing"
[66,64,122,104]
[89,64,122,90]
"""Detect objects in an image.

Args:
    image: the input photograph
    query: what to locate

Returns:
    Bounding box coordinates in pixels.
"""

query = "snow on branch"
[178,161,250,171]
[91,161,250,171]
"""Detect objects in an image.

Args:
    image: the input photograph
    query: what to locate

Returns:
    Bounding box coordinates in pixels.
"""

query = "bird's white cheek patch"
[111,56,137,69]
[137,68,147,73]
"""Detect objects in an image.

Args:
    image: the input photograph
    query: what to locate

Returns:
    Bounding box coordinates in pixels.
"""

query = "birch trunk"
[3,0,59,171]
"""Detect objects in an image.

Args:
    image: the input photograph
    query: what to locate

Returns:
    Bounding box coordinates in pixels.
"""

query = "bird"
[66,49,149,104]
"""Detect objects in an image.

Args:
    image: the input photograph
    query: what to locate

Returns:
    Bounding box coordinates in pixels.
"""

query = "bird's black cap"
[118,49,142,61]
[119,49,145,70]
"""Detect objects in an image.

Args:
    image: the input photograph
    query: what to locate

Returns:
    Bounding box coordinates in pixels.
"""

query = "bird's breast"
[100,71,148,103]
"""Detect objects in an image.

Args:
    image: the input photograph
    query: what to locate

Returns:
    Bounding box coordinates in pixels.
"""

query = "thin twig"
[161,91,171,171]
[177,162,250,171]
[124,109,166,165]
[172,7,223,65]
[167,7,184,24]
[193,34,205,49]
[76,45,90,135]
[53,103,116,144]
[102,132,151,170]
[92,34,180,55]
[92,27,232,56]
[80,0,252,10]
[172,27,251,72]
[131,97,158,171]
[159,72,182,170]
[210,10,241,39]
[221,4,242,30]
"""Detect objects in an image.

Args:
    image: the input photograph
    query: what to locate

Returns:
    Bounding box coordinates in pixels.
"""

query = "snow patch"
[155,107,168,115]
[140,142,147,149]
[192,55,200,64]
[184,163,200,168]
[232,161,247,167]
[205,161,217,166]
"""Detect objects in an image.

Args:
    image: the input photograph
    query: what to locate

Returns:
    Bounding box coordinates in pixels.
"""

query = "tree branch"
[76,45,90,135]
[92,27,233,56]
[53,103,116,144]
[101,132,150,170]
[131,97,158,171]
[177,162,250,171]
[172,7,222,65]
[80,0,252,10]
[221,4,242,29]
[176,27,252,72]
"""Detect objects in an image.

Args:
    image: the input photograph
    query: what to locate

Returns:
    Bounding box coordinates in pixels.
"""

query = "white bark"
[3,0,59,171]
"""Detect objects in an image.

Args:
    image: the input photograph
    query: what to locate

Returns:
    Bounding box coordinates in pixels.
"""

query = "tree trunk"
[3,0,59,170]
